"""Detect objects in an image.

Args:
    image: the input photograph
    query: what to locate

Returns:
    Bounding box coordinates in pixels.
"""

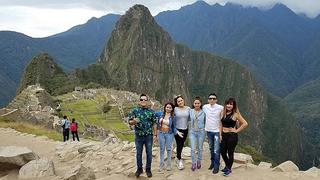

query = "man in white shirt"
[203,93,223,174]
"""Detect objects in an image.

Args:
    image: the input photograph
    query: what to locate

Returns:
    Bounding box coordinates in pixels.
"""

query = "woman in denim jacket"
[189,97,206,171]
[155,102,183,171]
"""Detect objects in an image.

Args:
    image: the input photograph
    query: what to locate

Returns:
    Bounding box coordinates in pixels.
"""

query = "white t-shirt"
[203,104,223,132]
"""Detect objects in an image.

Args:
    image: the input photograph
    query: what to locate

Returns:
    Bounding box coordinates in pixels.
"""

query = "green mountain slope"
[17,53,74,95]
[285,78,320,167]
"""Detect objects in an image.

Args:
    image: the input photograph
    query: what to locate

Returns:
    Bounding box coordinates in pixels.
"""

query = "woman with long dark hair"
[156,102,182,171]
[173,95,190,170]
[220,98,248,176]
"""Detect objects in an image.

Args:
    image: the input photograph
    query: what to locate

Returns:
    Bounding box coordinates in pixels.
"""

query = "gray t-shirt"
[174,106,190,130]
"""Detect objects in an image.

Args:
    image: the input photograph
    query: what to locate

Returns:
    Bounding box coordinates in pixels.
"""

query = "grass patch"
[0,117,61,141]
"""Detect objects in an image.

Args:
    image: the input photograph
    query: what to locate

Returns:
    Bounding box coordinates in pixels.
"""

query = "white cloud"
[0,6,106,37]
[0,0,319,37]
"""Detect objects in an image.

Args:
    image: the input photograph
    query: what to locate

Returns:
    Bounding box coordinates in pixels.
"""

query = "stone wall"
[82,123,111,141]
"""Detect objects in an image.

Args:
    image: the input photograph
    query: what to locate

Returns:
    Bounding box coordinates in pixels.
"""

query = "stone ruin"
[82,123,111,141]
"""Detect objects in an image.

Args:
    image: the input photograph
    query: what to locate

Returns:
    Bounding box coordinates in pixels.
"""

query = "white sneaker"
[175,158,180,169]
[158,163,165,172]
[178,159,184,170]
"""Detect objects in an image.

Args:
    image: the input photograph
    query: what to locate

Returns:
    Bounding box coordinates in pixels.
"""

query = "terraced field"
[57,92,135,141]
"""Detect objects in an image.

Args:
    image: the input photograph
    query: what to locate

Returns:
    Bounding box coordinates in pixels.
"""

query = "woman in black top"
[219,98,248,176]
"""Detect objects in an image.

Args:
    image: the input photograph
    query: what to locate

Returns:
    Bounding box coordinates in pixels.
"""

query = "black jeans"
[174,128,188,160]
[63,128,69,142]
[72,131,80,141]
[220,132,238,169]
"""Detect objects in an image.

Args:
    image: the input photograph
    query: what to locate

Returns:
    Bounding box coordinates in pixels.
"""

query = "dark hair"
[192,96,203,109]
[224,98,237,115]
[174,94,184,107]
[163,102,175,116]
[72,118,75,123]
[63,115,67,119]
[140,93,148,100]
[208,93,217,98]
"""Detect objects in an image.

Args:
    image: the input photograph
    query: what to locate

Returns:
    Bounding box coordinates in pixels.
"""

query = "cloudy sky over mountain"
[0,0,319,37]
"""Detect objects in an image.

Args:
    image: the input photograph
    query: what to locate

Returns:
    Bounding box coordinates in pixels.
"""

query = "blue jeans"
[189,129,205,164]
[158,131,174,167]
[207,131,220,170]
[135,134,153,170]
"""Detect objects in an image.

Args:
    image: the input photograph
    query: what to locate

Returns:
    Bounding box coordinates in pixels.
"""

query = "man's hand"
[129,118,138,125]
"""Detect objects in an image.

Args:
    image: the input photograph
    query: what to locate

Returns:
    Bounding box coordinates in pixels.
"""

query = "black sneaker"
[208,164,214,170]
[135,168,143,178]
[213,168,219,174]
[146,169,152,178]
[221,167,228,173]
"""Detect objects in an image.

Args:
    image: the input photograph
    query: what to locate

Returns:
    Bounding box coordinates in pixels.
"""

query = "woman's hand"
[153,135,158,144]
[177,131,184,138]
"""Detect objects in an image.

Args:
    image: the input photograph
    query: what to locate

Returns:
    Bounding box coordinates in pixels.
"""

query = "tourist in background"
[70,118,80,141]
[61,115,70,142]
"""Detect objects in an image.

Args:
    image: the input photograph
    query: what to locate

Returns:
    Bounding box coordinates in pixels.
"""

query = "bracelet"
[153,135,157,136]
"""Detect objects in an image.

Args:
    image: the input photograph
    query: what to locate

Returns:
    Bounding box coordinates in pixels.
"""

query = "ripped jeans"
[207,131,220,170]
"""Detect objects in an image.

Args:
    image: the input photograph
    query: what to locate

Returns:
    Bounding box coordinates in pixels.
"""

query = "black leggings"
[174,128,188,160]
[220,132,238,169]
[72,131,80,141]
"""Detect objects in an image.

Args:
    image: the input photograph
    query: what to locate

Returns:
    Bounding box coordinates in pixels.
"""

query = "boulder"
[64,165,95,180]
[19,159,55,179]
[234,153,253,164]
[0,146,39,170]
[103,137,112,145]
[272,161,299,172]
[303,167,320,177]
[182,147,191,157]
[78,144,94,154]
[258,162,272,169]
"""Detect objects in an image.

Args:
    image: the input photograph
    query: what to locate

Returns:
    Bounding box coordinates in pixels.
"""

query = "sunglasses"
[208,97,217,100]
[140,99,148,101]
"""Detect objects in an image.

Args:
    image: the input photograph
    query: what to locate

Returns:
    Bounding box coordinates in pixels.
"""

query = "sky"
[0,0,319,38]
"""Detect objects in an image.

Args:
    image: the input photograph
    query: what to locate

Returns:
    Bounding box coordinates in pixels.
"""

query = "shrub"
[102,101,112,113]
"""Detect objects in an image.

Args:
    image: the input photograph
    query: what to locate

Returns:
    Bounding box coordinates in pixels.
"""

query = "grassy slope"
[58,93,134,142]
[0,117,61,141]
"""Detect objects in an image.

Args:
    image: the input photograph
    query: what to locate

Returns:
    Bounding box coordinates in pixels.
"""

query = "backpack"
[70,122,77,132]
[61,119,65,129]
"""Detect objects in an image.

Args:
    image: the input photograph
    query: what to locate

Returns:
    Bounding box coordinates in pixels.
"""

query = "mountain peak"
[269,3,295,15]
[192,0,210,7]
[17,53,68,95]
[126,4,153,20]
